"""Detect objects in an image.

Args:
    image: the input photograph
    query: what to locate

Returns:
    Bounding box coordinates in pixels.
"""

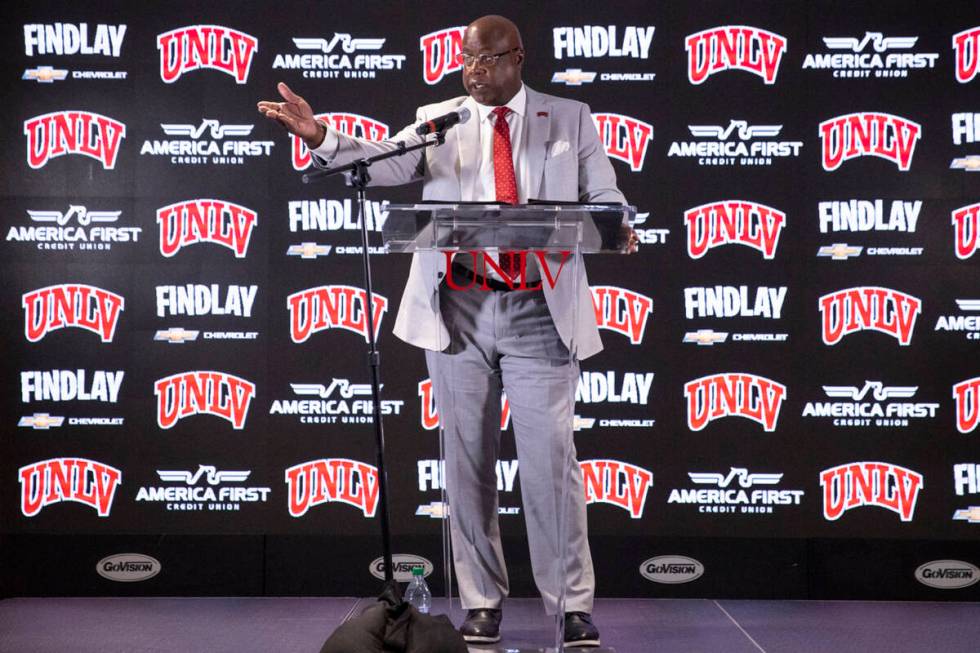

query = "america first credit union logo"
[820,462,923,522]
[802,32,938,79]
[19,457,121,517]
[135,465,271,511]
[935,299,980,341]
[285,458,380,518]
[270,379,404,425]
[7,205,142,252]
[953,27,980,83]
[24,111,125,170]
[667,467,804,515]
[292,113,389,170]
[819,113,921,171]
[954,203,980,259]
[140,119,274,165]
[819,287,921,346]
[685,200,785,259]
[591,113,653,171]
[802,381,938,428]
[157,25,257,84]
[684,373,786,432]
[590,286,652,344]
[420,26,465,85]
[23,284,124,343]
[668,120,802,167]
[156,199,257,258]
[685,26,787,85]
[154,371,256,430]
[954,377,980,434]
[274,33,406,79]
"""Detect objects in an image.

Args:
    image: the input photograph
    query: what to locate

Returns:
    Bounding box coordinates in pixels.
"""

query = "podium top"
[382,202,636,253]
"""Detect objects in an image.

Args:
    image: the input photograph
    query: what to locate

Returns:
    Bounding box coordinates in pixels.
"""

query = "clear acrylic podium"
[383,202,633,652]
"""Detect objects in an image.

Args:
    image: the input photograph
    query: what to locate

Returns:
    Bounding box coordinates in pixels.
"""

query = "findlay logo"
[668,120,802,166]
[157,199,257,258]
[8,206,141,252]
[285,458,379,518]
[136,465,271,511]
[418,378,511,431]
[157,25,257,84]
[21,370,123,403]
[553,25,655,59]
[686,26,787,85]
[581,459,653,519]
[287,285,387,344]
[953,203,980,259]
[19,458,121,517]
[275,34,405,79]
[154,371,255,430]
[592,113,653,171]
[288,198,388,233]
[819,112,921,171]
[685,200,785,260]
[819,200,921,233]
[803,32,938,78]
[420,26,465,85]
[270,380,404,425]
[668,467,804,515]
[292,113,389,170]
[803,381,938,428]
[591,286,653,345]
[819,287,921,346]
[156,285,256,318]
[23,111,125,170]
[685,373,786,432]
[935,299,980,340]
[953,27,980,83]
[23,284,124,343]
[820,462,923,522]
[419,459,518,493]
[954,377,980,434]
[684,286,787,320]
[24,23,126,57]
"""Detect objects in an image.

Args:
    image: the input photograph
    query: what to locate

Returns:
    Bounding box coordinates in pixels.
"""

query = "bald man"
[260,15,634,648]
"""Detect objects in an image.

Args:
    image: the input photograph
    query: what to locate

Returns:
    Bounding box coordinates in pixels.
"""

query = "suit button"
[437,272,445,279]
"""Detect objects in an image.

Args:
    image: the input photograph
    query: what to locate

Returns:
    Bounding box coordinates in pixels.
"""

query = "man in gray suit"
[260,14,636,648]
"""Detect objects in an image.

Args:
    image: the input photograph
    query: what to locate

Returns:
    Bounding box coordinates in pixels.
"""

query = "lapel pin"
[537,111,549,117]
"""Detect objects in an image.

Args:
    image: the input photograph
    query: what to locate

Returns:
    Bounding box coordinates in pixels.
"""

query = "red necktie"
[492,106,519,278]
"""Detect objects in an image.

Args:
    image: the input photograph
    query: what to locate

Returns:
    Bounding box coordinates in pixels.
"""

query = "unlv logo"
[820,462,923,522]
[285,458,379,517]
[685,26,787,85]
[685,200,785,259]
[581,459,653,519]
[23,284,124,343]
[23,111,125,169]
[952,203,980,259]
[819,287,921,346]
[157,199,257,258]
[592,113,653,171]
[684,373,786,432]
[157,25,257,84]
[954,377,980,434]
[417,378,511,431]
[590,286,653,344]
[291,113,390,170]
[154,371,256,430]
[819,113,921,171]
[420,26,465,85]
[288,285,387,343]
[953,27,980,83]
[19,458,121,517]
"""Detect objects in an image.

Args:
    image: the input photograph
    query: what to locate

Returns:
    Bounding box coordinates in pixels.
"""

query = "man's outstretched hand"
[257,82,325,149]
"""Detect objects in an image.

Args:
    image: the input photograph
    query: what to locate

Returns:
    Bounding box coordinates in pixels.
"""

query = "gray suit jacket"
[311,86,626,360]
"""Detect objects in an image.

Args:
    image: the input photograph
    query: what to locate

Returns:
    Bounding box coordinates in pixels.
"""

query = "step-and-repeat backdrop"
[2,0,979,599]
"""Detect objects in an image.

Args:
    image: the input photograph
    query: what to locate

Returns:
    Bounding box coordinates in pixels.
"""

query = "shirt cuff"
[310,120,340,163]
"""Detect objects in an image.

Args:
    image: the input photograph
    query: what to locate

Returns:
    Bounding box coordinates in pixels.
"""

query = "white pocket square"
[550,140,570,158]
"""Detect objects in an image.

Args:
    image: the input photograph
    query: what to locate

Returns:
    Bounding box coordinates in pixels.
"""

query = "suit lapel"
[524,87,551,201]
[455,96,480,200]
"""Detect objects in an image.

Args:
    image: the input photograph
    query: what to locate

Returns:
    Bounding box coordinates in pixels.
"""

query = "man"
[259,15,636,648]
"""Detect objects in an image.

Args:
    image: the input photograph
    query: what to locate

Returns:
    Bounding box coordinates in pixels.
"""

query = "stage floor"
[2,596,980,652]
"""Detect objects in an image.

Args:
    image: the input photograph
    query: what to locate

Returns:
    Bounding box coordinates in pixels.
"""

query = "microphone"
[415,107,471,135]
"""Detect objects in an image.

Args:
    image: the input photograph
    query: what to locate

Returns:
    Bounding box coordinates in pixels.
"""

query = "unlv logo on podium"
[157,25,257,84]
[685,373,786,432]
[953,203,980,259]
[23,284,124,343]
[954,377,980,434]
[685,26,787,85]
[685,200,785,259]
[820,462,923,522]
[285,458,379,517]
[23,111,125,169]
[953,27,980,83]
[581,459,653,519]
[819,113,921,171]
[291,113,390,170]
[420,26,465,85]
[819,287,921,346]
[157,199,257,258]
[154,371,255,430]
[417,378,511,431]
[592,113,653,171]
[288,285,387,343]
[19,457,121,517]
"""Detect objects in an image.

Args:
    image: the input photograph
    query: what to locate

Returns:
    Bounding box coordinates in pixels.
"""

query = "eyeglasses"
[454,47,522,69]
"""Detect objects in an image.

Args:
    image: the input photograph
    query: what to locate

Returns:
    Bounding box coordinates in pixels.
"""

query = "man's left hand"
[624,226,639,254]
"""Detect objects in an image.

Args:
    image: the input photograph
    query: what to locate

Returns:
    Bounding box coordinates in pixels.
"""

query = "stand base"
[465,647,616,653]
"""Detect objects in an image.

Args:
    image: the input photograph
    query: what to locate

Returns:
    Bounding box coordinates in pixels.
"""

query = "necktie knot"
[492,106,511,120]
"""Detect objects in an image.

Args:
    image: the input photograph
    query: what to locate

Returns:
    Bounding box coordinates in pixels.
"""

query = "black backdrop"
[2,0,980,600]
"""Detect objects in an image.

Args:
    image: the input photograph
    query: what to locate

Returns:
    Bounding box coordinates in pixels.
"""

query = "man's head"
[460,15,524,106]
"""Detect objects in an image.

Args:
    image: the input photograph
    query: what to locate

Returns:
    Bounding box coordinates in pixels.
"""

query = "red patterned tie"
[492,106,519,278]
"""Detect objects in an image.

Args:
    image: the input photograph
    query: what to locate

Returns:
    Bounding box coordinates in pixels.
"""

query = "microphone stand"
[301,129,448,598]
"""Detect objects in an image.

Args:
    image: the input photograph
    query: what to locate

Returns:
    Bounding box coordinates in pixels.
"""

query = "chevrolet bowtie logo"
[818,243,863,260]
[19,413,65,429]
[954,506,980,523]
[573,415,596,431]
[683,330,729,346]
[951,156,980,171]
[416,501,449,519]
[23,66,69,82]
[154,328,200,343]
[551,69,597,86]
[287,243,332,259]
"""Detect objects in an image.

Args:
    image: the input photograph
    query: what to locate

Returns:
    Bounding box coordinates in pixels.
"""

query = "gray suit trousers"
[425,280,595,616]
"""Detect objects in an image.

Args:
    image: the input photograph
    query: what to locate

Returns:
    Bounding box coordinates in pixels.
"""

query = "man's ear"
[515,48,525,67]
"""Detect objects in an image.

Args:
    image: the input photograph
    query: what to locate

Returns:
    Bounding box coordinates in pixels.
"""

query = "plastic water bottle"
[403,566,431,614]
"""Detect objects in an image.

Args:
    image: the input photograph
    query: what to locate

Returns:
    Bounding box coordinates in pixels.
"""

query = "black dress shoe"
[563,611,601,648]
[459,608,502,643]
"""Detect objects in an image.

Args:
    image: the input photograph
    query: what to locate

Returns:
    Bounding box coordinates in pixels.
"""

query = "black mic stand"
[301,129,448,599]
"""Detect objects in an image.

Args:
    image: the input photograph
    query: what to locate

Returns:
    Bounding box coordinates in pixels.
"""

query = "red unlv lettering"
[581,459,653,519]
[154,371,255,430]
[19,458,121,517]
[22,284,124,343]
[820,462,923,522]
[953,27,980,84]
[684,373,786,432]
[954,377,980,434]
[686,26,787,85]
[291,113,390,170]
[952,203,980,260]
[157,199,257,258]
[591,286,653,344]
[685,200,784,259]
[288,285,387,343]
[420,27,465,85]
[23,111,125,169]
[592,113,653,171]
[157,25,257,84]
[819,113,921,171]
[819,287,921,346]
[417,378,511,431]
[285,458,379,517]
